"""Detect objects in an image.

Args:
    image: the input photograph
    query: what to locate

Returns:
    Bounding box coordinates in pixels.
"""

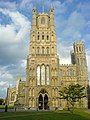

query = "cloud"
[77,2,90,20]
[0,8,31,65]
[0,24,16,44]
[57,38,72,64]
[59,11,86,41]
[0,66,14,82]
[0,81,8,88]
[20,60,27,68]
[20,0,33,9]
[0,1,17,10]
[0,8,31,42]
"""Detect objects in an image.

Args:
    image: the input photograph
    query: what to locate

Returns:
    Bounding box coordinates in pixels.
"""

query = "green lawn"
[0,105,14,109]
[0,109,90,120]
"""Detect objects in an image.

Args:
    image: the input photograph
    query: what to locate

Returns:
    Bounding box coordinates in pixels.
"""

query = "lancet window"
[36,65,50,85]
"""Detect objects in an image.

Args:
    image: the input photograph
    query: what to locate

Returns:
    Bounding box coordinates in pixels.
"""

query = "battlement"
[60,64,76,67]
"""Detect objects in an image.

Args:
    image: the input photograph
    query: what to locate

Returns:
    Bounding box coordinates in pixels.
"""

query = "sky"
[0,0,90,98]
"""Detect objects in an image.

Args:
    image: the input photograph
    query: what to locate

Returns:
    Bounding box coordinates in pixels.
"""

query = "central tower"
[25,8,60,110]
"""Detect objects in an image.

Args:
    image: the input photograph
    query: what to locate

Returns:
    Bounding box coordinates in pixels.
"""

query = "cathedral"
[7,8,88,110]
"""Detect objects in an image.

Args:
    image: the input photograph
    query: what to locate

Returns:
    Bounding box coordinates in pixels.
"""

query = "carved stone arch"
[39,89,48,94]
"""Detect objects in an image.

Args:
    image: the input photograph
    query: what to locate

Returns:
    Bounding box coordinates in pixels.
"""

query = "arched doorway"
[38,94,43,109]
[44,94,48,110]
[38,89,49,110]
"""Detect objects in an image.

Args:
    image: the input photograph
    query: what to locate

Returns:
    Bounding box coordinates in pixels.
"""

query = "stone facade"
[7,8,88,110]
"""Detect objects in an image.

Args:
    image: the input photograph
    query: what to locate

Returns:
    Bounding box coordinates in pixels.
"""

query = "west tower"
[25,8,60,110]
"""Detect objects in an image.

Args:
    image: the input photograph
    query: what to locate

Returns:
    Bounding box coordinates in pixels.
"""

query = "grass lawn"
[0,105,14,109]
[0,109,90,120]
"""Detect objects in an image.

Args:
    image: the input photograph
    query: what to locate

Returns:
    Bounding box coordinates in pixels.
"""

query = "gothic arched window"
[46,65,50,85]
[41,65,45,85]
[47,35,49,40]
[46,47,49,54]
[37,47,40,54]
[38,35,39,40]
[42,35,44,40]
[37,66,40,85]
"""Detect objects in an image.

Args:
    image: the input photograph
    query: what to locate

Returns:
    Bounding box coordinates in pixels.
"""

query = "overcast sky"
[0,0,90,98]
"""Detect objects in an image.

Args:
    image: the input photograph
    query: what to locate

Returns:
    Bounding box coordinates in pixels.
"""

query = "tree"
[59,84,86,113]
